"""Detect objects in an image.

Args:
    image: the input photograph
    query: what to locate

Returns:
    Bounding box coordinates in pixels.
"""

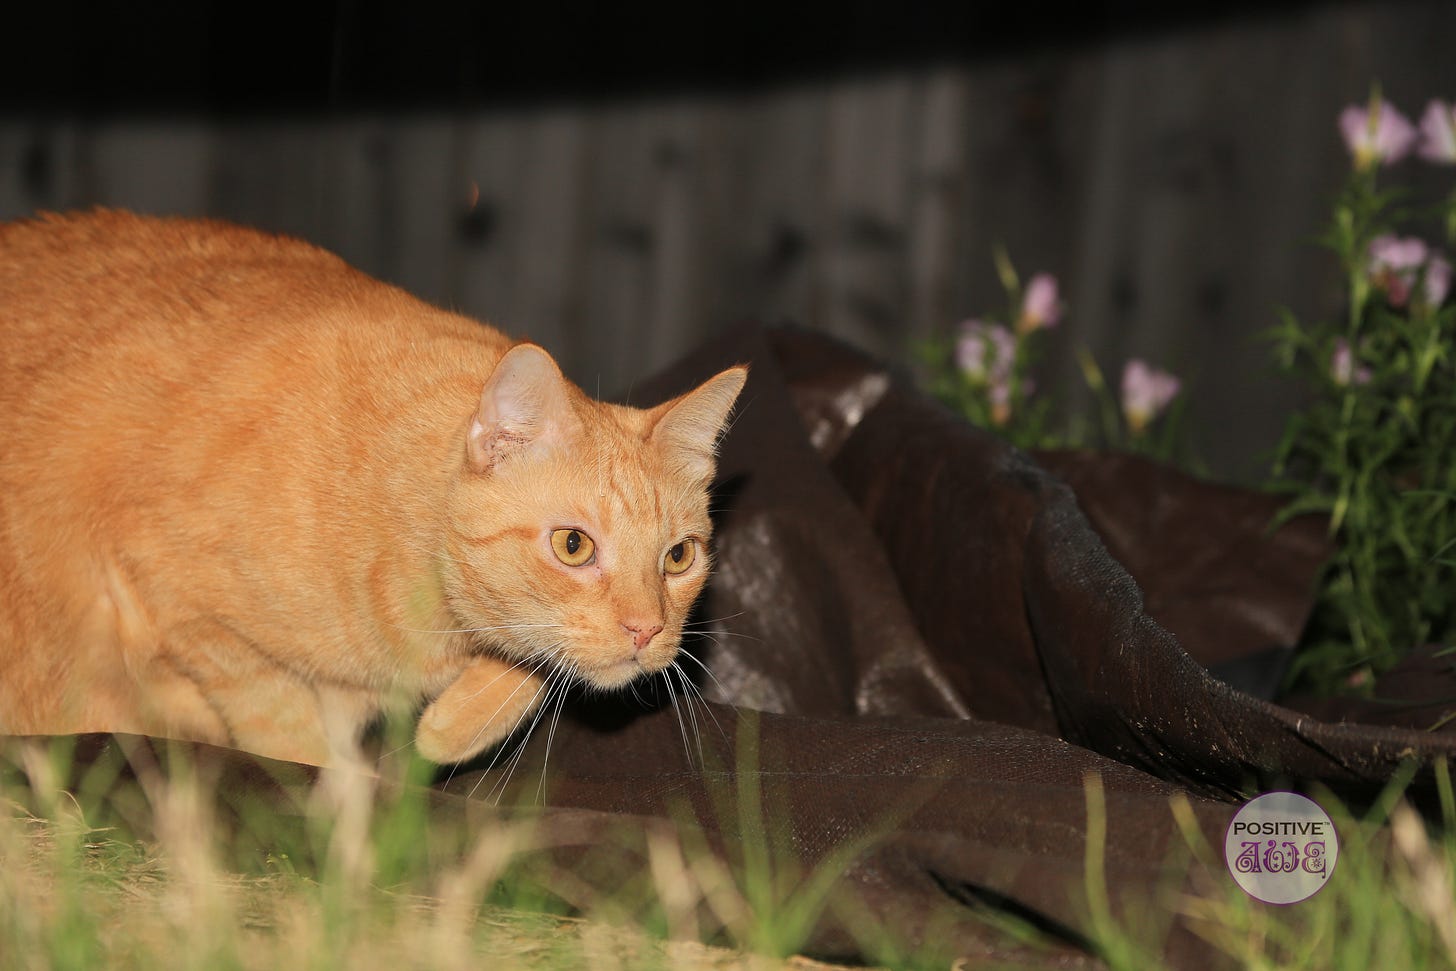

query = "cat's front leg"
[415,654,548,764]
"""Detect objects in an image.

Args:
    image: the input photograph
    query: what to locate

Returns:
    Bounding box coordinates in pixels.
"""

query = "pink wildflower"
[1417,100,1456,164]
[1330,338,1372,387]
[1017,273,1062,334]
[1339,99,1417,169]
[955,320,1015,384]
[1367,234,1449,308]
[1424,253,1452,308]
[1120,360,1181,435]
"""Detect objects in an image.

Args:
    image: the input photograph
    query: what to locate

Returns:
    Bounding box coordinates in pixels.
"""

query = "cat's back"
[1,210,500,428]
[0,209,506,538]
[0,208,349,296]
[1,210,361,377]
[0,208,333,278]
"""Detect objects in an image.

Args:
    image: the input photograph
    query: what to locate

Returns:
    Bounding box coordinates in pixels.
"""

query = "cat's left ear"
[468,344,579,473]
[650,366,748,481]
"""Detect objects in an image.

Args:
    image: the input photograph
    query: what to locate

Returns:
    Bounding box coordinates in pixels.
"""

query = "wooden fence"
[3,0,1454,480]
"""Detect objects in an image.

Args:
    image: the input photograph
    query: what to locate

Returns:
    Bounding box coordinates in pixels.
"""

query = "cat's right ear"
[467,344,577,473]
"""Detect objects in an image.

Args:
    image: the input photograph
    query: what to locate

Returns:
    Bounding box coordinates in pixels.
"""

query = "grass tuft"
[7,734,1456,970]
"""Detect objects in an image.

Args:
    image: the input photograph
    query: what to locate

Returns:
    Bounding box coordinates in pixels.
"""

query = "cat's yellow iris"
[663,538,696,575]
[551,528,595,567]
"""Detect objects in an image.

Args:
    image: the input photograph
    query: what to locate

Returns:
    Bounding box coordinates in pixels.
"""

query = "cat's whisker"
[672,659,725,747]
[671,646,736,702]
[477,643,579,801]
[678,635,731,667]
[444,650,554,714]
[490,684,548,802]
[533,676,573,804]
[630,674,660,709]
[681,627,764,646]
[461,649,565,796]
[672,660,713,722]
[683,610,749,627]
[679,630,730,650]
[382,650,554,774]
[388,621,568,636]
[671,664,707,765]
[490,667,572,805]
[379,737,420,760]
[661,669,694,766]
[474,671,558,802]
[486,722,536,804]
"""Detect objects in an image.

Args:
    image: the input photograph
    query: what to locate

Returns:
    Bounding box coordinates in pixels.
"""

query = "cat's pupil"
[566,531,581,555]
[670,543,684,562]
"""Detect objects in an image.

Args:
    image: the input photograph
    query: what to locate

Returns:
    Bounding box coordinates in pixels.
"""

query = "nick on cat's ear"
[468,343,578,473]
[650,366,748,482]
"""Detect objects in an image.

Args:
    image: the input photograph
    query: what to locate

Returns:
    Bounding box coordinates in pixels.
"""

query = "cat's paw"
[414,656,546,764]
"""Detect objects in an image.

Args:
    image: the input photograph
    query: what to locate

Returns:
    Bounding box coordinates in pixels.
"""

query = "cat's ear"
[650,366,748,481]
[467,344,578,473]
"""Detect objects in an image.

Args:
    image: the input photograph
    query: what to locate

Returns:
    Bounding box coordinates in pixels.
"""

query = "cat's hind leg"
[130,614,355,767]
[415,654,548,764]
[144,635,342,767]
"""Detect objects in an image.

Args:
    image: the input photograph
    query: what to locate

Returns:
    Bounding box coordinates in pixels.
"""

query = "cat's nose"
[621,621,664,651]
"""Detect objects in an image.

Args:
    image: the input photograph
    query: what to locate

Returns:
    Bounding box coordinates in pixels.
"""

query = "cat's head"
[441,344,745,692]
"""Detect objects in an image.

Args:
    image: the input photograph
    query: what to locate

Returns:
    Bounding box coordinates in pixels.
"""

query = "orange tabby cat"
[0,210,745,767]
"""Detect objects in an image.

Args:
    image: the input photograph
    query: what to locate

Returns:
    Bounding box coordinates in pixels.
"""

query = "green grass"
[1,773,788,971]
[1081,763,1456,971]
[0,730,920,971]
[4,734,1456,971]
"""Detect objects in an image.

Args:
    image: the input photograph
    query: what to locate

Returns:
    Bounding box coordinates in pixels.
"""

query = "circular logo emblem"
[1224,792,1338,904]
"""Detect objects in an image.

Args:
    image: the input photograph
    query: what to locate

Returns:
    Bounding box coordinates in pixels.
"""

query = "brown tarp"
[8,325,1456,968]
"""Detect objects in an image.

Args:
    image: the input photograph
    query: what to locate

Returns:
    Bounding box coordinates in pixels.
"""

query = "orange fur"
[0,210,745,766]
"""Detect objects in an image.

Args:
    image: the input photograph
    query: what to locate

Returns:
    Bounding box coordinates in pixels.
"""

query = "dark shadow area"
[4,0,1393,114]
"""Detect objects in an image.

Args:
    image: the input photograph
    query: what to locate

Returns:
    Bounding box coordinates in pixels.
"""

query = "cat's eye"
[663,538,697,576]
[551,528,595,567]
